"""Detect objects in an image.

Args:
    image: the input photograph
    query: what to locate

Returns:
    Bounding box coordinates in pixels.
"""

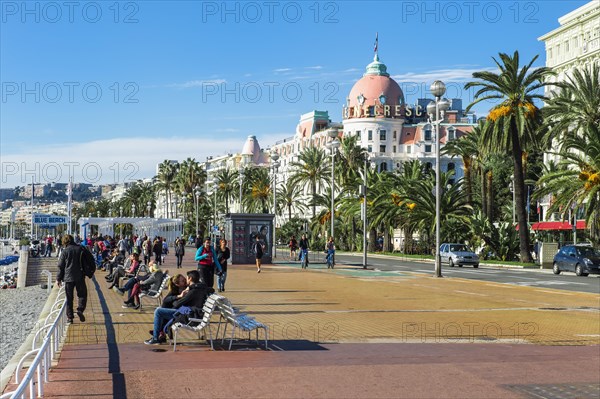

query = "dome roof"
[241,135,264,164]
[346,54,404,113]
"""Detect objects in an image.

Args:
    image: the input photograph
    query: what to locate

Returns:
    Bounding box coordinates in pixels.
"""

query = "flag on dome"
[374,33,378,53]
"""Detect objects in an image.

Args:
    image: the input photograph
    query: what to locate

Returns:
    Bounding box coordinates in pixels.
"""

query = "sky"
[0,0,592,188]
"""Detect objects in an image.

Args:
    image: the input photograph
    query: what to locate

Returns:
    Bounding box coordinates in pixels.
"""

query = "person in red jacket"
[194,237,222,288]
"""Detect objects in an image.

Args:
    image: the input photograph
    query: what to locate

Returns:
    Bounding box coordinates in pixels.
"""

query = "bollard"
[40,270,52,293]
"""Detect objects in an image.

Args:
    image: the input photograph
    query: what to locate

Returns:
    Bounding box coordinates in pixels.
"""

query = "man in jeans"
[145,270,210,345]
[56,235,91,323]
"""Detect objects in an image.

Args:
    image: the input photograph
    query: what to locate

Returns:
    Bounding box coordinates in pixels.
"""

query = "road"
[336,253,600,294]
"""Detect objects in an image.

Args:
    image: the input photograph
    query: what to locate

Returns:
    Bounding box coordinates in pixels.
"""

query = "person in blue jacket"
[194,237,222,288]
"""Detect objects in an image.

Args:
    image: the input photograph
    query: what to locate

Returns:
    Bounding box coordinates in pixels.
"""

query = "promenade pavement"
[4,251,599,398]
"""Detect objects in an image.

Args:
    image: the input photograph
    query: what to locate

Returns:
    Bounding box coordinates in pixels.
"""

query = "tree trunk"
[368,227,377,252]
[464,159,472,206]
[511,124,532,263]
[383,226,390,252]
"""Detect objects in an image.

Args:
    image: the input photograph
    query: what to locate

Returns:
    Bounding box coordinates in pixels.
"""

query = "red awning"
[530,221,587,231]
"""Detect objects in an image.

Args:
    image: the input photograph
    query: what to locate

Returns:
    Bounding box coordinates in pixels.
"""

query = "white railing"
[0,285,68,399]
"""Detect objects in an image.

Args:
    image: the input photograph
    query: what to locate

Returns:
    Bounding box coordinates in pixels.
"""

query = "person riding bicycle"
[299,234,309,266]
[326,236,335,268]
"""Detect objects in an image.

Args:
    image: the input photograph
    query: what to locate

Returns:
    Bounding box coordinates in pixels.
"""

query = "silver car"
[440,243,479,268]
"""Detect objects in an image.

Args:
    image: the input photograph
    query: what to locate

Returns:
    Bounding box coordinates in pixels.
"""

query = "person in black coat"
[216,239,230,292]
[56,235,89,323]
[145,270,211,345]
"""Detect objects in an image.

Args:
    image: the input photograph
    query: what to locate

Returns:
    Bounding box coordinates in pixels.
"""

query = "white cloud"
[166,79,227,88]
[305,66,323,70]
[274,68,292,73]
[1,137,243,187]
[391,67,496,83]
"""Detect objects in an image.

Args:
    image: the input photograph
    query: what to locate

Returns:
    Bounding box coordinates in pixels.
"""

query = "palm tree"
[337,134,368,190]
[289,147,331,217]
[214,168,237,214]
[443,122,482,206]
[278,183,307,221]
[156,160,179,218]
[465,51,555,262]
[536,128,600,245]
[243,166,271,213]
[542,64,600,145]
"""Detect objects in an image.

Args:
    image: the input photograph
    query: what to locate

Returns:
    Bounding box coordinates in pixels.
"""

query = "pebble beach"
[0,286,49,371]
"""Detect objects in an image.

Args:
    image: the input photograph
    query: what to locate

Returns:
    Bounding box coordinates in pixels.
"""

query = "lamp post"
[326,129,341,241]
[360,159,376,269]
[427,80,451,278]
[194,187,201,237]
[131,204,136,217]
[119,206,123,238]
[238,166,245,213]
[212,183,217,242]
[181,197,186,236]
[147,201,152,218]
[271,153,280,258]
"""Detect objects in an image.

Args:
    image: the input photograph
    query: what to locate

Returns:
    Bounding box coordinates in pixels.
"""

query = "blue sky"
[0,0,590,187]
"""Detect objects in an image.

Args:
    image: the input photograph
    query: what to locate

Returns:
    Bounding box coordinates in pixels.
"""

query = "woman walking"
[216,239,230,292]
[253,235,265,273]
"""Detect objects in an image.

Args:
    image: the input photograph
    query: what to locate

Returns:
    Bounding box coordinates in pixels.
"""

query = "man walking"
[57,234,91,323]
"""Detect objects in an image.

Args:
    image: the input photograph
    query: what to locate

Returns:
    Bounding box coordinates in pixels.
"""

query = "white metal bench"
[216,297,269,350]
[171,293,221,351]
[138,273,170,311]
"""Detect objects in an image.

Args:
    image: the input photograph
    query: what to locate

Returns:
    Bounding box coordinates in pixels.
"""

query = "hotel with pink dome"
[194,50,478,225]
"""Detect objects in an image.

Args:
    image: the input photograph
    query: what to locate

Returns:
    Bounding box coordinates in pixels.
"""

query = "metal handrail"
[1,289,68,399]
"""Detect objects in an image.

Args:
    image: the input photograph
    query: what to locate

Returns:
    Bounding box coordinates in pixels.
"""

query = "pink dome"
[348,74,404,109]
[345,54,405,119]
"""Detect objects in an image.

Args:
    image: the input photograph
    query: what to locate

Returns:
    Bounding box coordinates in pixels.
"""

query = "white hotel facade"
[537,0,600,222]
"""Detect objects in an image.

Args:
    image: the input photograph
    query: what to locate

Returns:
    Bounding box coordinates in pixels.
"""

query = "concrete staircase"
[26,255,60,287]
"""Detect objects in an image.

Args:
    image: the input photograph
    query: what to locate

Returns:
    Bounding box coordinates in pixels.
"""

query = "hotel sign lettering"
[343,104,426,119]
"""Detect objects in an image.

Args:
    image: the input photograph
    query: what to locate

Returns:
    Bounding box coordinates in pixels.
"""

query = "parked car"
[440,243,479,268]
[552,245,600,277]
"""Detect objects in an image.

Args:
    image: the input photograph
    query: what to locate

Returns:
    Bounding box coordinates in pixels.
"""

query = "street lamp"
[509,176,515,224]
[238,166,245,213]
[360,159,376,269]
[181,197,186,235]
[427,80,451,278]
[131,204,136,217]
[271,153,280,258]
[194,187,201,237]
[119,206,123,238]
[212,183,217,242]
[326,129,341,241]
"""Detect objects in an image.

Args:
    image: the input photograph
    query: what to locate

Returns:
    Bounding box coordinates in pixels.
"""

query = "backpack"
[80,247,96,278]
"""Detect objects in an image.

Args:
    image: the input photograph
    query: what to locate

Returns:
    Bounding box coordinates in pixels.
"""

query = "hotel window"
[356,130,361,136]
[393,130,397,139]
[448,127,456,140]
[368,130,373,140]
[424,145,432,153]
[548,48,553,59]
[380,145,386,153]
[380,130,387,140]
[368,145,373,153]
[368,106,375,116]
[424,129,432,141]
[393,145,396,153]
[406,145,412,154]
